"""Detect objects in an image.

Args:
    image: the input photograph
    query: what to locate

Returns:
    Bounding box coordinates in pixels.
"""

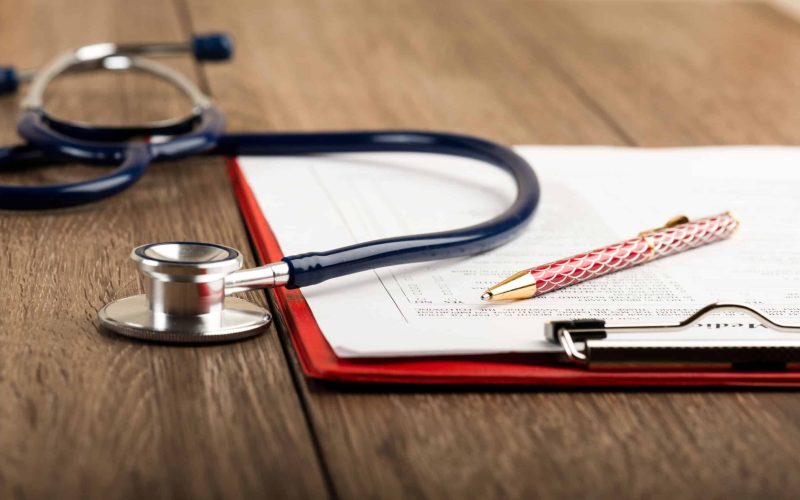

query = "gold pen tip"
[481,292,493,301]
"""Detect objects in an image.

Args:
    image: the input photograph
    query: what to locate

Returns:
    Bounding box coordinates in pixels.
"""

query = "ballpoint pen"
[481,212,739,301]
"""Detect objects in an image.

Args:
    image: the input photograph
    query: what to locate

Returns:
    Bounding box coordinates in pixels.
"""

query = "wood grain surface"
[0,1,327,499]
[2,0,800,499]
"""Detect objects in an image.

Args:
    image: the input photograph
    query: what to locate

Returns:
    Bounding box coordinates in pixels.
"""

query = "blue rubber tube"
[211,132,539,288]
[1,126,539,288]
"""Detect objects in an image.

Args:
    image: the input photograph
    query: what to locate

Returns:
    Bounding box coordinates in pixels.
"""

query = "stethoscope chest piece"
[99,242,271,343]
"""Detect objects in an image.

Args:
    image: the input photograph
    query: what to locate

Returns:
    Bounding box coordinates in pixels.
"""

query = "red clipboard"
[228,159,800,387]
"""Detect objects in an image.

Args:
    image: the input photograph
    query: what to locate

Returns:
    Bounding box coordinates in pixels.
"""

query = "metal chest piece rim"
[98,242,271,343]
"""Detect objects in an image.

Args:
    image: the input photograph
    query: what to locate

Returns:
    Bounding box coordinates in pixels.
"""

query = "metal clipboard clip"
[545,303,800,370]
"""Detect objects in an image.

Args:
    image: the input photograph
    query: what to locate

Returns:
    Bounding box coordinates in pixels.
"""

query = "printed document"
[238,147,800,357]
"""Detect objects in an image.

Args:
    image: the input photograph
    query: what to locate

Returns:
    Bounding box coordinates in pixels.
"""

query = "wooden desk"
[2,1,800,498]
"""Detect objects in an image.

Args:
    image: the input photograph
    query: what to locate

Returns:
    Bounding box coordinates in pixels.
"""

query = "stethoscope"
[1,33,541,343]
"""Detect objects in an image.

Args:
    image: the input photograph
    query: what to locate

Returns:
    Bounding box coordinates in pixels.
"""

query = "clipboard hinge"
[545,303,800,370]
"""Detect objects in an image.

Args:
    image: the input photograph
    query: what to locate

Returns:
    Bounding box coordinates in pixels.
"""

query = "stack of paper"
[237,147,800,358]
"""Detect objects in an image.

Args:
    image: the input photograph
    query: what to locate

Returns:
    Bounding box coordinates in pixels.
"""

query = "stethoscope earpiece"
[191,33,235,61]
[99,242,272,343]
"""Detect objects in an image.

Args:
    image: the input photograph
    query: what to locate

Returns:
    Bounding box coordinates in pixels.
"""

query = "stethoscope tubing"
[212,131,539,288]
[0,143,151,209]
[0,128,540,287]
[0,35,540,289]
[0,106,224,209]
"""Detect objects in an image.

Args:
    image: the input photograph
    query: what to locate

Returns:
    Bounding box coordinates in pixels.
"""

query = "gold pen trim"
[726,210,741,235]
[638,214,690,237]
[481,269,537,301]
[638,214,691,261]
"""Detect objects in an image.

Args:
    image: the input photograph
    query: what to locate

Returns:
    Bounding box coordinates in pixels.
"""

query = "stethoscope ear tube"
[16,105,225,164]
[0,143,150,210]
[7,105,221,210]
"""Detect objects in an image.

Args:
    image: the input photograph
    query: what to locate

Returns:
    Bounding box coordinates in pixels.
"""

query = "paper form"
[238,147,800,357]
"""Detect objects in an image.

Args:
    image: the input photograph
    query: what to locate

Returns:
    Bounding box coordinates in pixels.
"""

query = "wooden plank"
[184,0,800,498]
[0,1,328,498]
[185,0,626,144]
[495,0,800,146]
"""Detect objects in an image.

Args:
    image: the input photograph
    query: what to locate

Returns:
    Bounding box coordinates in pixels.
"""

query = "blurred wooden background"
[2,1,800,498]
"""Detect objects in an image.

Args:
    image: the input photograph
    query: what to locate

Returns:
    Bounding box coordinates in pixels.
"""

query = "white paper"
[238,146,800,358]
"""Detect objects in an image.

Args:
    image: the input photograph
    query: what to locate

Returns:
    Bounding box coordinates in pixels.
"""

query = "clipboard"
[228,159,800,387]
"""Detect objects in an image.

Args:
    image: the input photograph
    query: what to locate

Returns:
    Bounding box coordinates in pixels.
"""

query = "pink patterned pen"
[481,212,739,301]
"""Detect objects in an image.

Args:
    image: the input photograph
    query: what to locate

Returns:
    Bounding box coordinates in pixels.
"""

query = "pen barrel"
[531,212,739,296]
